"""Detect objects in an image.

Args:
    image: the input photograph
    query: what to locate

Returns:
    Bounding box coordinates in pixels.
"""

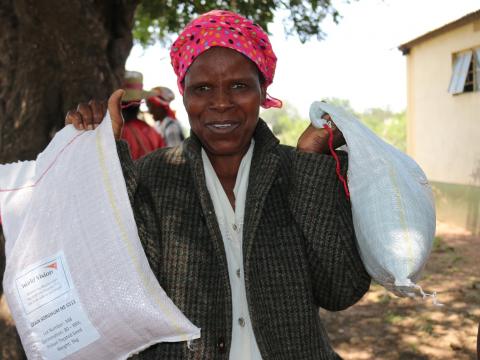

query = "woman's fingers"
[297,124,329,154]
[108,89,125,140]
[76,103,94,130]
[65,110,84,129]
[297,123,345,154]
[65,91,124,139]
[321,113,337,130]
[108,89,124,124]
[88,99,106,128]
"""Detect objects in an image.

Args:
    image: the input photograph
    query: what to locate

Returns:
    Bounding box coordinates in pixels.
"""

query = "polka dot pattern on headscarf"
[170,9,282,109]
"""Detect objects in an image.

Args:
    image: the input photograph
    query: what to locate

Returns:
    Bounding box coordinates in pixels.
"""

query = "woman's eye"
[232,83,247,90]
[196,85,211,92]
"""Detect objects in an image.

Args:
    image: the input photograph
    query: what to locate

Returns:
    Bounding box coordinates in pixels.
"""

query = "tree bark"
[0,0,138,162]
[0,0,139,356]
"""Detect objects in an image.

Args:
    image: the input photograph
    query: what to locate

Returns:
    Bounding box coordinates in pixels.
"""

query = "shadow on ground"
[322,224,480,359]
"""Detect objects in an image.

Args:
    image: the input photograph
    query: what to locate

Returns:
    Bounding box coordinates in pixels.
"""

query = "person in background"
[147,86,184,147]
[121,71,165,159]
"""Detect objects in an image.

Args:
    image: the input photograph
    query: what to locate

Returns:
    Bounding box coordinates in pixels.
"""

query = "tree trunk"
[0,0,139,356]
[0,0,139,162]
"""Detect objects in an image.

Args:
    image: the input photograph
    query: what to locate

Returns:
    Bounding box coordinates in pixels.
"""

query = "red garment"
[121,119,165,160]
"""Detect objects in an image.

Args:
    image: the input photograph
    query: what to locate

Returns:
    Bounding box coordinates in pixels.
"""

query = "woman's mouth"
[207,122,240,134]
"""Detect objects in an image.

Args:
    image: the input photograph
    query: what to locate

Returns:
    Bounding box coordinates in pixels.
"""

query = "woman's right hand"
[297,113,345,154]
[65,89,125,140]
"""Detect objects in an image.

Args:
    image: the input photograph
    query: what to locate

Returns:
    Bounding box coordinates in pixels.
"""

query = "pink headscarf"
[170,9,282,109]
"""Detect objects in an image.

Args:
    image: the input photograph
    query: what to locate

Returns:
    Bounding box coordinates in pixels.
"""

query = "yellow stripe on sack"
[95,130,189,340]
[388,165,414,274]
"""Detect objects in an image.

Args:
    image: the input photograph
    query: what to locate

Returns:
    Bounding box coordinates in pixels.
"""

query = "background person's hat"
[147,86,175,107]
[122,70,149,102]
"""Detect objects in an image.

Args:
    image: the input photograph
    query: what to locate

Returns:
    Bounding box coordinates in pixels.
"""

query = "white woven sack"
[0,113,200,359]
[309,101,436,297]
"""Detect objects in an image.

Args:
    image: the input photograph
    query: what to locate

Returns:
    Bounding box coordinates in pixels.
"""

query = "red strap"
[324,124,350,200]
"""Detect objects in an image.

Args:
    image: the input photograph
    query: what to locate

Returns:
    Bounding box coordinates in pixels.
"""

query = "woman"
[66,10,370,360]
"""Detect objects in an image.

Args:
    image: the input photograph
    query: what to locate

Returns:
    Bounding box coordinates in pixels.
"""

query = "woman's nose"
[209,88,234,112]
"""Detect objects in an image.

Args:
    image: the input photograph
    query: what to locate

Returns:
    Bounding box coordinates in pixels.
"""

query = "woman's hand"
[297,114,345,154]
[65,89,125,140]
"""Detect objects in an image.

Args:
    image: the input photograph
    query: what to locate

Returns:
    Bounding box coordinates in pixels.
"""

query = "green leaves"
[261,99,406,151]
[261,102,310,146]
[133,0,354,47]
[361,108,406,152]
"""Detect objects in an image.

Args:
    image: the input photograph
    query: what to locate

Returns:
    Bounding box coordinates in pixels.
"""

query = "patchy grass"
[432,235,444,251]
[384,311,404,325]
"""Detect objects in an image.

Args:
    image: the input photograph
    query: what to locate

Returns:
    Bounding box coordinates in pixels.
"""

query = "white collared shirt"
[201,140,262,360]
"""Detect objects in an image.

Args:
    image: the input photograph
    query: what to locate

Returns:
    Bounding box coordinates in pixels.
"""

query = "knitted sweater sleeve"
[116,140,161,272]
[289,150,371,311]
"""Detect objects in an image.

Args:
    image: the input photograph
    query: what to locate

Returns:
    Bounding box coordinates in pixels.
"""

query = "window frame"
[448,47,480,95]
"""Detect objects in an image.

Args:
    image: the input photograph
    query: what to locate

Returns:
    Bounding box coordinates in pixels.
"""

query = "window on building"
[464,58,474,92]
[448,48,480,94]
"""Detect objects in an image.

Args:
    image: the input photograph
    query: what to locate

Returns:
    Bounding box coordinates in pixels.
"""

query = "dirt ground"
[0,221,479,359]
[322,221,480,359]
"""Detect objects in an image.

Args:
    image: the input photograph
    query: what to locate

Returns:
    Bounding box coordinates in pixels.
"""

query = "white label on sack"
[15,251,100,359]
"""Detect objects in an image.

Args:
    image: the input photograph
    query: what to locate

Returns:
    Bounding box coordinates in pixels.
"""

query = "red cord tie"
[323,124,350,200]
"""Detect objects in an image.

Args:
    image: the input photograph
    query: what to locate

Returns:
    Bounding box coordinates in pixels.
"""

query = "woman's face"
[183,47,265,158]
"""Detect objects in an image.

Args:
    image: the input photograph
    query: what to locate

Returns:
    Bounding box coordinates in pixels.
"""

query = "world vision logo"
[45,262,58,270]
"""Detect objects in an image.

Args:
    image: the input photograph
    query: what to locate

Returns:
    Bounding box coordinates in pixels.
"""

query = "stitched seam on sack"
[95,129,190,340]
[388,165,414,275]
[0,132,85,192]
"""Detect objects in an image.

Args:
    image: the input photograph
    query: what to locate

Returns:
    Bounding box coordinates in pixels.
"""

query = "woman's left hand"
[296,114,345,154]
